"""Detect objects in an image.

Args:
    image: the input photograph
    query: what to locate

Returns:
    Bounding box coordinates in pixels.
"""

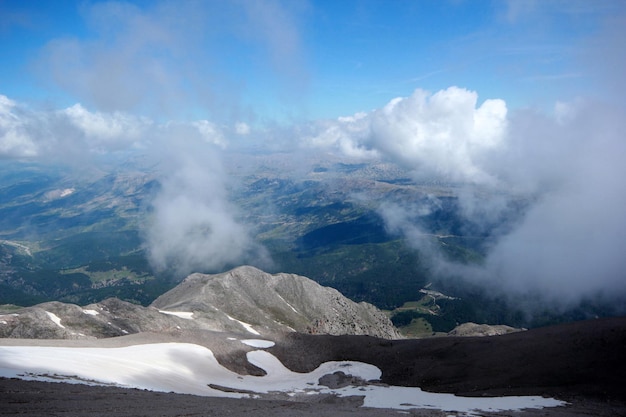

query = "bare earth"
[1,316,625,416]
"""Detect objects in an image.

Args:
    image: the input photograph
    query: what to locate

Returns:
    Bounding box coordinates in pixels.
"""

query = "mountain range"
[1,262,625,415]
[0,266,400,340]
[3,159,621,333]
[1,240,624,415]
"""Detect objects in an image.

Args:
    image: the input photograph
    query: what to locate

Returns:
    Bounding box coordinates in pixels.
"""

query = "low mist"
[143,131,270,278]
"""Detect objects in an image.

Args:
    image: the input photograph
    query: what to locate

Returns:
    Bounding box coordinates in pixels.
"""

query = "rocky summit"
[0,266,401,340]
[151,265,401,339]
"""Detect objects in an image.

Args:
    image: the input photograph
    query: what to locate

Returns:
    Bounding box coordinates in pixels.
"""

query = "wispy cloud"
[32,0,308,121]
[523,72,583,82]
[144,147,271,276]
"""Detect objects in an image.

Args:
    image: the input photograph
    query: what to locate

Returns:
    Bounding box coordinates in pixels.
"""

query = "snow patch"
[158,310,194,320]
[276,293,299,313]
[241,339,275,349]
[82,309,99,316]
[0,343,566,415]
[226,314,260,335]
[45,311,65,329]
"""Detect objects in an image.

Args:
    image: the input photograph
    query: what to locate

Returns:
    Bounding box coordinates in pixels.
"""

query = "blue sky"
[1,0,623,123]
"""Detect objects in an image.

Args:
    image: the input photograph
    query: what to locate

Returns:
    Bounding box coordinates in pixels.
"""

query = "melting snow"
[226,314,260,335]
[82,309,99,316]
[0,343,566,415]
[158,310,194,320]
[241,339,275,348]
[45,311,65,329]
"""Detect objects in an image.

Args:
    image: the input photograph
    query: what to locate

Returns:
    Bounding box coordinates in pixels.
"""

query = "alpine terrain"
[0,266,400,340]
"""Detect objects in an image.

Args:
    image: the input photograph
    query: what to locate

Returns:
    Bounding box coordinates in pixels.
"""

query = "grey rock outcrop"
[152,266,402,339]
[0,299,191,339]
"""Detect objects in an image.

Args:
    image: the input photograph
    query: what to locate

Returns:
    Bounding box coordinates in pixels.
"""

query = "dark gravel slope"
[269,316,626,400]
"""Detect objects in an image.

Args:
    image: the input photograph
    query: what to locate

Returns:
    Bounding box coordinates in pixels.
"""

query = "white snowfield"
[82,309,99,316]
[0,342,566,415]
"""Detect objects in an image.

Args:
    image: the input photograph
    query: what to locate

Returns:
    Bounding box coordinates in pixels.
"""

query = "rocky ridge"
[0,266,401,340]
[151,265,401,339]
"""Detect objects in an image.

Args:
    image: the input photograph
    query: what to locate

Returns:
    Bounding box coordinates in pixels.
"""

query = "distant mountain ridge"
[152,266,401,339]
[0,266,401,340]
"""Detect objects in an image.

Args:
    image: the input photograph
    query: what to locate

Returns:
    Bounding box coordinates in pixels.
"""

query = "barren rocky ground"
[1,316,625,416]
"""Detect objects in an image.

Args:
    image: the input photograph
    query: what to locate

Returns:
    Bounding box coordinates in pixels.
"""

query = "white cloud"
[62,104,151,149]
[0,95,39,158]
[0,95,234,163]
[1,96,153,160]
[367,87,507,183]
[0,94,263,276]
[480,100,626,304]
[235,122,251,136]
[308,83,626,310]
[192,120,227,147]
[374,94,626,309]
[307,87,507,184]
[144,146,269,276]
[306,112,378,160]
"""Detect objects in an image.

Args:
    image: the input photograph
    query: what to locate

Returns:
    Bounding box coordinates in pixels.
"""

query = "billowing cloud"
[367,87,507,184]
[479,101,626,305]
[306,81,626,311]
[307,87,508,183]
[61,104,152,150]
[306,112,379,160]
[62,104,145,140]
[0,95,150,160]
[0,96,232,161]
